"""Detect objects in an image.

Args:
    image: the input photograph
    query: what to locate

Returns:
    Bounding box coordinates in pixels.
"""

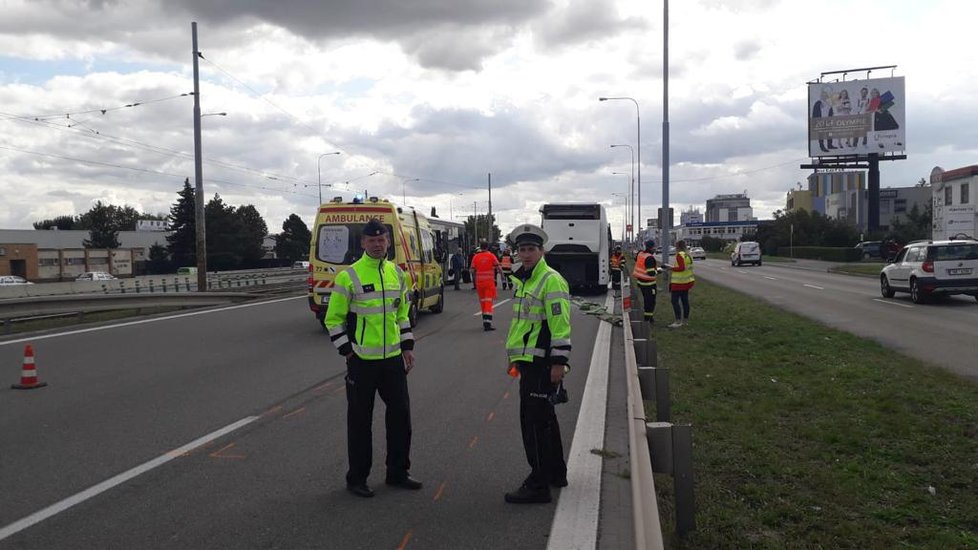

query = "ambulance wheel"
[430,285,445,314]
[409,297,420,327]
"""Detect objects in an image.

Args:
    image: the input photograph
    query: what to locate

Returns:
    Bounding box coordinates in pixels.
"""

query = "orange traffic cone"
[12,344,47,390]
[623,296,632,311]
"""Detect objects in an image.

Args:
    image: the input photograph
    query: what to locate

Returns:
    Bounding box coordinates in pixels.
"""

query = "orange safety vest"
[471,251,500,284]
[631,251,657,284]
[500,255,513,272]
[610,253,623,270]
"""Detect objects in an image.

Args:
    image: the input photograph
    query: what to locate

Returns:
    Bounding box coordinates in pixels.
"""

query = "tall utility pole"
[660,0,671,271]
[191,22,207,292]
[473,202,479,245]
[487,173,492,243]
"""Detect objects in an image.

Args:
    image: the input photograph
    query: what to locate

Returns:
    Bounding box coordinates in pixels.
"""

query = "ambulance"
[307,196,445,327]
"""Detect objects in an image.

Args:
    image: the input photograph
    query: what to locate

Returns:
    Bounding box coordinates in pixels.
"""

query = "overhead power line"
[1,92,195,122]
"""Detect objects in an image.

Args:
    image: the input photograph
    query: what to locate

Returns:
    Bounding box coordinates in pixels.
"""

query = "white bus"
[539,203,611,292]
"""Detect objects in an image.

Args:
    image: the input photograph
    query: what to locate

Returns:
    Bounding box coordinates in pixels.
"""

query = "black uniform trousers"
[345,354,412,485]
[610,268,621,290]
[517,359,567,489]
[638,282,657,321]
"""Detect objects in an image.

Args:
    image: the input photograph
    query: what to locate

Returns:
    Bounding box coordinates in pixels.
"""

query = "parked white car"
[880,239,978,303]
[76,271,117,281]
[0,275,33,285]
[690,246,707,260]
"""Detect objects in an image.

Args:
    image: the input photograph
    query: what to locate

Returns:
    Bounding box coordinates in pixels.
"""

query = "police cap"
[509,224,548,248]
[363,218,387,237]
[644,239,655,250]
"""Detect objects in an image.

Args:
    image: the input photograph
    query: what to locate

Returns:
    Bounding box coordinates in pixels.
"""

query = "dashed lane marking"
[433,482,447,501]
[397,529,413,550]
[804,284,825,290]
[471,298,512,316]
[873,298,914,308]
[468,436,478,449]
[282,407,306,419]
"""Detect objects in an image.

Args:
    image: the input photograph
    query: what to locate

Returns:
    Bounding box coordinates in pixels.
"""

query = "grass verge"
[829,262,887,278]
[640,279,978,548]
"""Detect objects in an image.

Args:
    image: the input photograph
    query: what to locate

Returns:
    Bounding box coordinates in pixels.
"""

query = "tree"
[205,194,243,271]
[146,243,171,274]
[33,215,78,230]
[235,204,268,267]
[887,202,932,244]
[463,214,501,246]
[275,214,311,262]
[82,201,121,249]
[166,178,197,268]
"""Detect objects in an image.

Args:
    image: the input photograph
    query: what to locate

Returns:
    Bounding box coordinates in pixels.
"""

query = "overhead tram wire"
[2,92,196,122]
[0,109,324,189]
[0,143,318,198]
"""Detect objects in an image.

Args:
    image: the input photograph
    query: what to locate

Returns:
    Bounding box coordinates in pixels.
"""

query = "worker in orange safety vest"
[609,245,624,293]
[500,249,514,290]
[470,241,504,331]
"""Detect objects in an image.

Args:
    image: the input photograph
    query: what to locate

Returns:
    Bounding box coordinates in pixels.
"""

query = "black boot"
[504,484,552,504]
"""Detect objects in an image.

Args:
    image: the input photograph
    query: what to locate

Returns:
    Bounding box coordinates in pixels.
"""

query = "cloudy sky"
[1,0,977,237]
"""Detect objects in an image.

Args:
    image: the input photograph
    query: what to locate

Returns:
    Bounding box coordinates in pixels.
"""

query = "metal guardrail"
[0,292,260,332]
[621,278,666,549]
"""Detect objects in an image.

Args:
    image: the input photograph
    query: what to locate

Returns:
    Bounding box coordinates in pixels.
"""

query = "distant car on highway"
[0,275,33,285]
[854,240,883,260]
[731,241,762,267]
[292,261,310,270]
[690,246,707,260]
[880,238,978,303]
[76,271,116,281]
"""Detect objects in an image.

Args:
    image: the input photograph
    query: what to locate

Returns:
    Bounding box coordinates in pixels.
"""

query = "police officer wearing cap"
[324,218,422,498]
[503,223,572,504]
[632,239,660,326]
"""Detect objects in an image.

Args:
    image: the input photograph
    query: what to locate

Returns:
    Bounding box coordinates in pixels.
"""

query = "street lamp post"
[402,178,419,206]
[612,172,630,243]
[611,192,627,243]
[317,152,341,205]
[600,97,641,236]
[610,143,634,243]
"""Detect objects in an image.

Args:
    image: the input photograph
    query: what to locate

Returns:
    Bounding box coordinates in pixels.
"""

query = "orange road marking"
[433,481,447,501]
[312,382,334,394]
[209,443,246,460]
[283,407,306,419]
[503,391,510,400]
[486,411,495,422]
[397,529,413,550]
[468,436,478,449]
[332,386,346,395]
[263,405,283,416]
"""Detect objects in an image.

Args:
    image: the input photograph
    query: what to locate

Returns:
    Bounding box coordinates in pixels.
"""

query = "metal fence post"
[655,367,670,422]
[646,422,673,474]
[673,424,696,536]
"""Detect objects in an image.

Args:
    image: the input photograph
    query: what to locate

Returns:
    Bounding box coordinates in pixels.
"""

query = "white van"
[731,241,762,267]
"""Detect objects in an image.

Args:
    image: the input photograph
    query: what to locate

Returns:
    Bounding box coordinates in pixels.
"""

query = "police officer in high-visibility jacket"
[632,239,660,326]
[499,249,514,290]
[504,223,572,504]
[325,218,421,498]
[471,242,503,331]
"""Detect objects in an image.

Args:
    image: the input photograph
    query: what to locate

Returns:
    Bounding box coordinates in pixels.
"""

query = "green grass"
[638,280,978,549]
[705,252,794,263]
[829,262,887,278]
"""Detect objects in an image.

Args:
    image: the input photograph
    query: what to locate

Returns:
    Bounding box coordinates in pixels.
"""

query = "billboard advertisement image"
[808,76,905,157]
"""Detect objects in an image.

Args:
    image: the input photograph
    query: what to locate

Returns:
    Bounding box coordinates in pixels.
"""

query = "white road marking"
[736,270,749,274]
[547,293,612,550]
[764,276,777,280]
[873,298,914,309]
[0,296,304,348]
[804,284,824,290]
[471,298,512,316]
[0,416,260,542]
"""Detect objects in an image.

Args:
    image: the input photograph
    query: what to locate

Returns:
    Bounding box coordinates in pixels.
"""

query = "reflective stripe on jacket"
[631,251,657,285]
[610,253,623,270]
[471,251,500,284]
[671,251,695,287]
[505,257,572,366]
[324,253,413,360]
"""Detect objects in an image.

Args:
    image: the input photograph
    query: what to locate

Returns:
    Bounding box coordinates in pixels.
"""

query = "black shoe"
[484,326,496,331]
[504,484,552,504]
[346,483,375,498]
[385,474,423,490]
[549,477,568,488]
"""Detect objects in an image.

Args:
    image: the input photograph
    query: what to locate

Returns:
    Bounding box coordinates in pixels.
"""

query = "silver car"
[731,241,762,267]
[880,239,978,303]
[0,275,33,285]
[690,246,707,260]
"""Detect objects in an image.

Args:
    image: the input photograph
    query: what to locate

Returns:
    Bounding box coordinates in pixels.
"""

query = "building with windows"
[676,220,761,246]
[785,188,812,213]
[806,170,930,233]
[705,194,753,223]
[931,164,977,240]
[680,207,703,226]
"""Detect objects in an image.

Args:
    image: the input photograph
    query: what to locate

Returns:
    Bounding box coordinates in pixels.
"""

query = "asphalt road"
[0,285,605,549]
[695,258,978,378]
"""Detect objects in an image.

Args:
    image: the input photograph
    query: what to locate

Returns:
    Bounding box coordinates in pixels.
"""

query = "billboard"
[808,76,905,157]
